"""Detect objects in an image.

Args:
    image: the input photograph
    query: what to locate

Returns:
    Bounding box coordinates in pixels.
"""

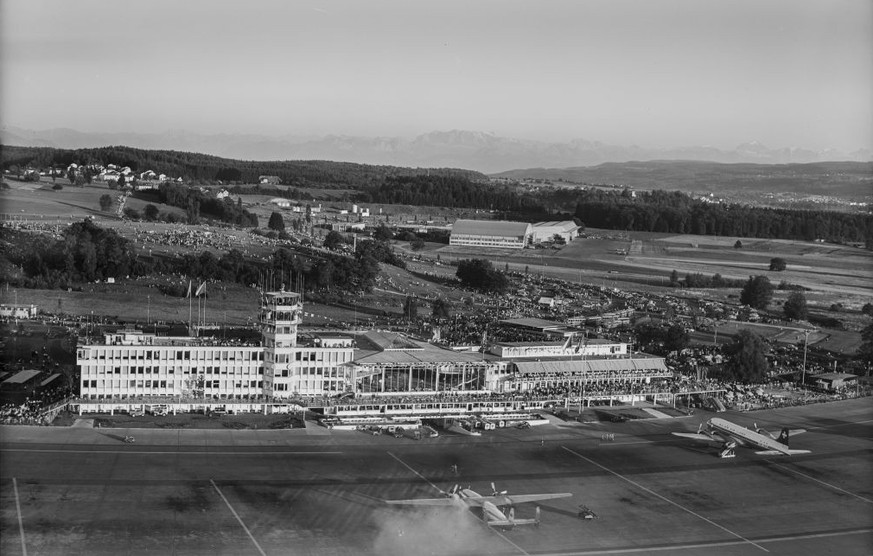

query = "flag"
[195,282,206,297]
[185,280,192,298]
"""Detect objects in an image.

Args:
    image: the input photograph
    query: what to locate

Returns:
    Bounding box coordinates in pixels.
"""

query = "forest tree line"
[572,189,872,245]
[2,222,404,295]
[0,145,485,188]
[4,145,871,245]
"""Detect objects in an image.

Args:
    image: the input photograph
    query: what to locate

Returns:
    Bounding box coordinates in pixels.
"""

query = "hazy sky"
[2,0,871,151]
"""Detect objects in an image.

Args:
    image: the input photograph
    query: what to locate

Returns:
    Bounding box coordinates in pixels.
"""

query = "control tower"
[259,290,302,348]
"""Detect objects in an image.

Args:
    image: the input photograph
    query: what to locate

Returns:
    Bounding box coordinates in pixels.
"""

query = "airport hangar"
[74,290,684,419]
[448,218,579,249]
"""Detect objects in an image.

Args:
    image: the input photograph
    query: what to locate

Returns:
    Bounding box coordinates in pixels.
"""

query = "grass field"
[3,177,871,344]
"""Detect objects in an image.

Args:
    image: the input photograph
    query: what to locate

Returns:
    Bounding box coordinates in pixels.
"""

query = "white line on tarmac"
[210,479,267,556]
[387,451,441,492]
[765,460,873,504]
[3,449,342,455]
[530,527,873,555]
[13,478,28,556]
[387,452,531,556]
[562,446,769,553]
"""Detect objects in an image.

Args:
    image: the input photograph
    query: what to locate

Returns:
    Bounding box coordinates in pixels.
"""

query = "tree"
[734,240,743,249]
[268,211,285,232]
[456,258,509,293]
[99,194,113,212]
[552,233,566,246]
[669,269,680,287]
[862,303,873,317]
[373,224,393,241]
[432,298,451,319]
[664,324,690,353]
[143,204,160,221]
[769,257,787,271]
[740,275,773,310]
[402,296,419,321]
[323,230,345,251]
[123,207,141,220]
[858,321,873,366]
[723,330,770,382]
[410,237,426,251]
[783,291,808,321]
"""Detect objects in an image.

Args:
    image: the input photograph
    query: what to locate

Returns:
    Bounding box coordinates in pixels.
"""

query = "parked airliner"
[672,417,809,458]
[386,483,572,527]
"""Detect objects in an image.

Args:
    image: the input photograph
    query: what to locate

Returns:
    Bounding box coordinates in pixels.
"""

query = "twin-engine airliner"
[386,483,572,527]
[672,417,809,458]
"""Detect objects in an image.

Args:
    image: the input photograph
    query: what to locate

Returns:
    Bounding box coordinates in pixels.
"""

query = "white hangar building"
[449,219,532,249]
[531,221,579,244]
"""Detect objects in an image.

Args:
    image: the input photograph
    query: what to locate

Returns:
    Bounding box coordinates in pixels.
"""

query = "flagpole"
[187,280,192,336]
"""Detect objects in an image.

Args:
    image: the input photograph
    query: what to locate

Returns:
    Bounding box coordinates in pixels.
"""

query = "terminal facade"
[75,291,672,413]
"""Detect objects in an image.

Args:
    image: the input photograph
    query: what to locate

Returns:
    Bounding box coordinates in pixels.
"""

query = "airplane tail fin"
[777,428,790,446]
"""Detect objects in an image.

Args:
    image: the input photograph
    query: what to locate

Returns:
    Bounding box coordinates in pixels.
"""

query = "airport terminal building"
[75,292,671,414]
[77,292,355,406]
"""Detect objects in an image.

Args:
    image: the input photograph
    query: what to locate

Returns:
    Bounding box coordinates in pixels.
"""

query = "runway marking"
[13,478,28,556]
[210,479,266,556]
[387,452,531,556]
[562,447,769,553]
[533,527,873,554]
[3,449,342,455]
[387,452,442,492]
[765,460,873,504]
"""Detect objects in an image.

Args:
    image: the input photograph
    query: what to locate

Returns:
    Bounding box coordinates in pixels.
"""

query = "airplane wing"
[755,449,811,456]
[384,498,456,506]
[672,432,716,442]
[788,429,807,436]
[491,493,573,505]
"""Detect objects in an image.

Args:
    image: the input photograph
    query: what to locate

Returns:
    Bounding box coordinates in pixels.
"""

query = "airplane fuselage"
[708,417,788,454]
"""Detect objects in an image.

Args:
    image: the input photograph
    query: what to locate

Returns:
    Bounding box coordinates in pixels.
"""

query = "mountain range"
[2,125,870,174]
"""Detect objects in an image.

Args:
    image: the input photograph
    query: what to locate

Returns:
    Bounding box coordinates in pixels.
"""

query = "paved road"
[1,399,871,555]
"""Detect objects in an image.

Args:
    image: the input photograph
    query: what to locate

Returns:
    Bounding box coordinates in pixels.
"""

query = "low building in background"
[0,304,39,319]
[531,220,579,244]
[449,219,532,249]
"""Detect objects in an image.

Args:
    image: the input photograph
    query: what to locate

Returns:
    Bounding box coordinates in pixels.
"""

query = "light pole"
[801,329,811,389]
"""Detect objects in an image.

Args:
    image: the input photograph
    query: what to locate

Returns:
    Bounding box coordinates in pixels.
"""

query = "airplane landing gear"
[718,440,737,458]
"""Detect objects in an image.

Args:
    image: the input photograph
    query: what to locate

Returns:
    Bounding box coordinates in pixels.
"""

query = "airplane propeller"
[440,484,459,497]
[491,482,508,496]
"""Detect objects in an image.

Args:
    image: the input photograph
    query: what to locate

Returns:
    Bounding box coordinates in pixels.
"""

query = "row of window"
[82,380,265,389]
[81,366,265,376]
[266,351,352,363]
[273,367,348,378]
[84,349,265,361]
[272,380,345,392]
